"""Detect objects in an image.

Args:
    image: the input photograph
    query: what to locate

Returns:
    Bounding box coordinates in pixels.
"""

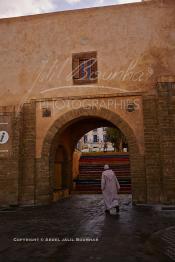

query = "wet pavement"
[0,195,175,262]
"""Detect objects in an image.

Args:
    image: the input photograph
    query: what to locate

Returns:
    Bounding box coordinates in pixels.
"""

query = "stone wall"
[157,82,175,203]
[19,102,36,205]
[0,1,174,206]
[72,150,82,180]
[143,82,175,204]
[0,108,21,206]
[0,84,175,206]
[143,95,162,203]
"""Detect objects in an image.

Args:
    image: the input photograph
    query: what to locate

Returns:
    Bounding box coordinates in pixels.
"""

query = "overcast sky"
[0,0,142,18]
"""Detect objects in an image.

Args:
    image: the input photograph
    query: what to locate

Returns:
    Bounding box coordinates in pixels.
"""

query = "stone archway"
[36,107,146,205]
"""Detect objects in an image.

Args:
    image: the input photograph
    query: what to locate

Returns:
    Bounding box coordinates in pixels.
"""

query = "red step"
[73,153,132,194]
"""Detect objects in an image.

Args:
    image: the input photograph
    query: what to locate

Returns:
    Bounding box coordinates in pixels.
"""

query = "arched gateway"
[0,1,174,207]
[36,106,146,205]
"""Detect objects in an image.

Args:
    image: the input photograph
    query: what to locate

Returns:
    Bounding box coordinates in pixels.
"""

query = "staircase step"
[74,153,131,194]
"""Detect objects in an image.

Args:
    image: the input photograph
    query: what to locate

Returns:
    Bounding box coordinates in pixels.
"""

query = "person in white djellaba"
[101,164,120,213]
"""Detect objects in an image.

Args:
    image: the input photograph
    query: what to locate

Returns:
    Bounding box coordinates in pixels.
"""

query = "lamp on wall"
[126,102,135,112]
[42,107,51,117]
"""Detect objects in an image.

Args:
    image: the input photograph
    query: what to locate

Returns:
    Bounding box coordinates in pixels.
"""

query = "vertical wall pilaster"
[0,108,21,206]
[143,95,162,203]
[157,82,175,203]
[19,102,36,205]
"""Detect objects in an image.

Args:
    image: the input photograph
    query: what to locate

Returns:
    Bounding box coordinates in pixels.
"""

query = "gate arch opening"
[73,126,130,195]
[38,107,146,205]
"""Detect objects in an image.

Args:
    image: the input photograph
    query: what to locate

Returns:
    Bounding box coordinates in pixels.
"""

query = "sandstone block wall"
[19,102,36,205]
[0,109,21,206]
[157,82,175,203]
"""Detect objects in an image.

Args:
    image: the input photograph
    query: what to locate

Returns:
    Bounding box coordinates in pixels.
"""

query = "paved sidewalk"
[0,195,175,262]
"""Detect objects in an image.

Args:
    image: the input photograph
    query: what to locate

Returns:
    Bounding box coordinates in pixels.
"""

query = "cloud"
[65,0,81,4]
[95,0,105,4]
[0,0,141,19]
[118,0,141,3]
[0,0,55,18]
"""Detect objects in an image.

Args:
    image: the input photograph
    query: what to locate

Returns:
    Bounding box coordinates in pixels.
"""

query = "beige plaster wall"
[0,0,174,106]
[35,96,144,158]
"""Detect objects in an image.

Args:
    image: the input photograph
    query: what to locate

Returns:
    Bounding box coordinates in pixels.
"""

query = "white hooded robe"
[101,169,120,210]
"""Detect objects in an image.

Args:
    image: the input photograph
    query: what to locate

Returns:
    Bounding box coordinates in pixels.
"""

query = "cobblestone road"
[0,195,175,262]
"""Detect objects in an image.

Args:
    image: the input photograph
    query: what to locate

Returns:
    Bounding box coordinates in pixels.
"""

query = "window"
[84,135,88,143]
[72,51,97,84]
[93,135,98,143]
